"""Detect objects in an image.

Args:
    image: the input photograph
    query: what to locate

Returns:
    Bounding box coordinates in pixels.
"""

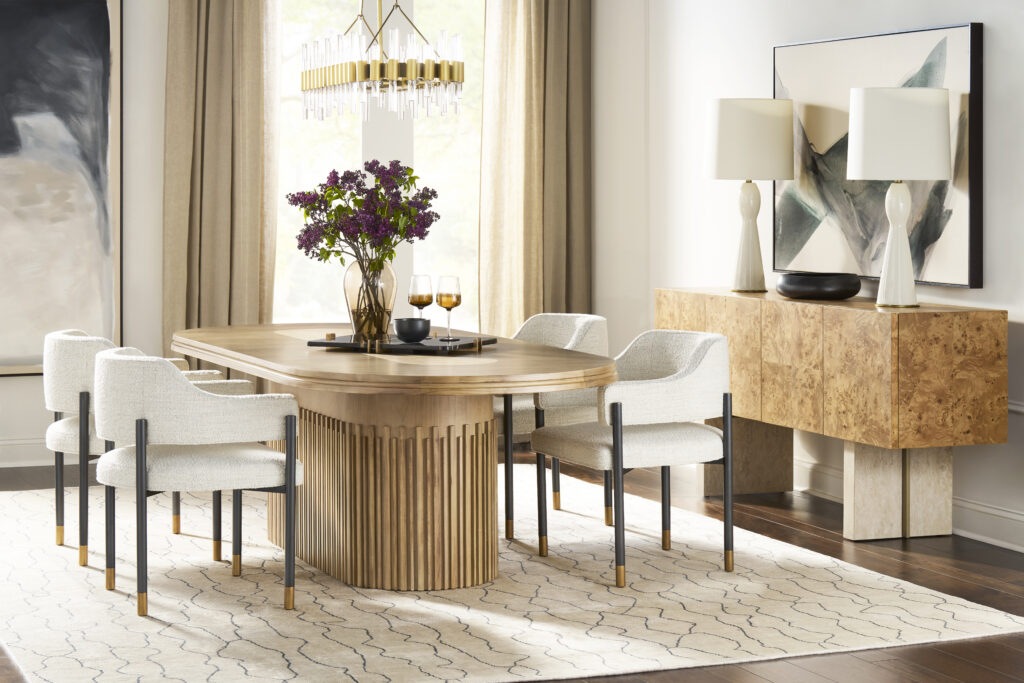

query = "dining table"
[171,323,617,590]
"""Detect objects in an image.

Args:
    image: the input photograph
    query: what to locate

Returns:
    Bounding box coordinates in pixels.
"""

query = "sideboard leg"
[843,441,902,540]
[903,447,953,537]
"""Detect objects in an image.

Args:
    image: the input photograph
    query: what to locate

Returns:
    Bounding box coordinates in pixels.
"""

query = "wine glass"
[408,275,433,318]
[436,275,462,342]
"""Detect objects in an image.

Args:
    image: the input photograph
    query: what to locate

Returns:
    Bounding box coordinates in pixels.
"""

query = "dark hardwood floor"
[4,457,1024,682]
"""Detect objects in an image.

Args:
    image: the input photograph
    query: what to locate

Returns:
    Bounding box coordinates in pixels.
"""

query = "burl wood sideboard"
[655,288,1008,541]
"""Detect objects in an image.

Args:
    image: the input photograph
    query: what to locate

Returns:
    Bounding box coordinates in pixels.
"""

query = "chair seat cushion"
[45,417,106,456]
[495,396,597,443]
[96,442,304,492]
[531,421,724,471]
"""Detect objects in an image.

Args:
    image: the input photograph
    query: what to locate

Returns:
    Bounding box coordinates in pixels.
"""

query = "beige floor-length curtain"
[479,0,592,336]
[162,0,277,356]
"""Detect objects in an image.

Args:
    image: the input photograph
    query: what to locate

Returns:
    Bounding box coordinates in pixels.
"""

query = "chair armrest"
[536,387,599,411]
[182,369,223,381]
[190,379,254,396]
[165,358,190,371]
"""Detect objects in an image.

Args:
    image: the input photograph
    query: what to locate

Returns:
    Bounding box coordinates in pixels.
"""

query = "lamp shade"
[710,98,794,180]
[847,87,951,181]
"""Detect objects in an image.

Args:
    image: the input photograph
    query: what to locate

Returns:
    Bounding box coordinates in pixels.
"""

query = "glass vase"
[344,261,397,342]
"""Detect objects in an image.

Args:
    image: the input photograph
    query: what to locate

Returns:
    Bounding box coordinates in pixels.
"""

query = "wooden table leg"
[267,388,498,590]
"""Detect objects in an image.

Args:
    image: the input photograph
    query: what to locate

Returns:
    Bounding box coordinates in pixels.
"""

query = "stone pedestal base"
[843,441,952,541]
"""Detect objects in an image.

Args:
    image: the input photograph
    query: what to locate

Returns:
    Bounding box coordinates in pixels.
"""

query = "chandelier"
[300,0,464,121]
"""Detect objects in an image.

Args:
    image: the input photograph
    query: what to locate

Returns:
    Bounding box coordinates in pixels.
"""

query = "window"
[272,1,361,323]
[272,0,484,330]
[412,0,484,333]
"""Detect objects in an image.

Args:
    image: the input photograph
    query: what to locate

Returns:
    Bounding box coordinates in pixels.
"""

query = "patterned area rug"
[2,466,1023,682]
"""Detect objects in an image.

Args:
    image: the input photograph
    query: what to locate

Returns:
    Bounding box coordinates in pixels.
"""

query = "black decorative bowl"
[776,273,861,301]
[393,317,431,343]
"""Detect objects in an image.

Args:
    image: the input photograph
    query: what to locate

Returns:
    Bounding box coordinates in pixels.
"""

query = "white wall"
[594,0,1024,549]
[0,1,169,468]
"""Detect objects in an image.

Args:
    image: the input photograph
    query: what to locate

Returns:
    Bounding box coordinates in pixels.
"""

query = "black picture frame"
[772,23,983,289]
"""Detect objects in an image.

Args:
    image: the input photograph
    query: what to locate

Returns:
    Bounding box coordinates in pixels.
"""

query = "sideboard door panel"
[897,311,1008,448]
[705,295,762,420]
[762,300,823,433]
[823,308,898,449]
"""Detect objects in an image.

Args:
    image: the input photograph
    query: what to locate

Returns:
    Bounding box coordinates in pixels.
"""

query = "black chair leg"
[171,492,181,534]
[551,458,561,510]
[55,444,64,547]
[212,490,222,561]
[503,394,514,539]
[661,466,671,550]
[611,403,626,587]
[536,451,548,556]
[603,470,613,526]
[723,393,734,572]
[78,392,89,566]
[105,485,116,590]
[284,415,297,609]
[135,419,148,616]
[232,490,242,576]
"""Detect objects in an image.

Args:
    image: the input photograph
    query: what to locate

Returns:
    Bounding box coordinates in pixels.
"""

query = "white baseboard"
[952,496,1024,554]
[0,438,49,468]
[793,458,843,503]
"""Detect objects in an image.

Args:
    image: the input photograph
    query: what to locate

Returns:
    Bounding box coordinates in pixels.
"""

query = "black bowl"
[776,272,861,301]
[394,317,431,343]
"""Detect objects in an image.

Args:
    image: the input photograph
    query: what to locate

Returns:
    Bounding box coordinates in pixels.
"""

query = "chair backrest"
[95,347,294,445]
[513,313,608,356]
[43,329,116,413]
[605,329,729,425]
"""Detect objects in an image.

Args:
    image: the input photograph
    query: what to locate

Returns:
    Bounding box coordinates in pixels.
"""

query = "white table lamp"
[710,98,794,292]
[847,87,951,307]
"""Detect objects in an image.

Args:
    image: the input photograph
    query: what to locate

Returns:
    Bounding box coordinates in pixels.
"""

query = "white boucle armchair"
[530,330,734,587]
[94,348,301,615]
[42,329,233,566]
[494,313,608,541]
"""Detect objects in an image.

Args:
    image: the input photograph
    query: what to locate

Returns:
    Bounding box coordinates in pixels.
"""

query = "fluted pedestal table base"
[268,388,498,590]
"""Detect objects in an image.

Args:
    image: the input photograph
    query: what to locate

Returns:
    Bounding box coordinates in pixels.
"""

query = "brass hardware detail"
[615,565,625,587]
[105,568,115,590]
[604,506,613,526]
[284,586,295,610]
[232,554,241,576]
[172,514,180,534]
[662,530,671,550]
[725,550,734,572]
[78,545,87,566]
[213,540,222,562]
[552,492,561,510]
[539,536,548,557]
[56,526,64,546]
[137,593,148,616]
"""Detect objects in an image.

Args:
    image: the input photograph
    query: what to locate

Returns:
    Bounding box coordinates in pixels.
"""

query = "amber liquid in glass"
[437,293,462,310]
[409,293,433,309]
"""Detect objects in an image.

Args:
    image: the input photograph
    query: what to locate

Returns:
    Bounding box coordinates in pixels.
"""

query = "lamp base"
[876,182,918,308]
[734,181,767,292]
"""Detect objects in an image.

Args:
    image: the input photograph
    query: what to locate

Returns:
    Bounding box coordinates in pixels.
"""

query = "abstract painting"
[0,0,121,374]
[773,24,982,287]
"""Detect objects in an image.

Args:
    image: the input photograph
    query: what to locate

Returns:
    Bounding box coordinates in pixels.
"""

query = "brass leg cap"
[105,568,115,591]
[172,514,181,534]
[284,586,295,610]
[56,526,64,546]
[552,492,561,510]
[78,545,88,566]
[137,593,147,616]
[615,565,625,588]
[213,540,222,562]
[232,554,241,577]
[725,550,734,572]
[539,536,548,557]
[662,530,671,551]
[505,520,514,539]
[605,506,613,526]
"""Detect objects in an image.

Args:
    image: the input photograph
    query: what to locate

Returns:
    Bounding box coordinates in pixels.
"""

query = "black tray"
[308,334,498,355]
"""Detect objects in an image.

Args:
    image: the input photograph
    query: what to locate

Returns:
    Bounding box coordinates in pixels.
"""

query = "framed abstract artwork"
[773,24,982,288]
[0,0,122,375]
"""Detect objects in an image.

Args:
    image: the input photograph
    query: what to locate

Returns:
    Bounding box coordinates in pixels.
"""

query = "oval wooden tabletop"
[171,323,618,396]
